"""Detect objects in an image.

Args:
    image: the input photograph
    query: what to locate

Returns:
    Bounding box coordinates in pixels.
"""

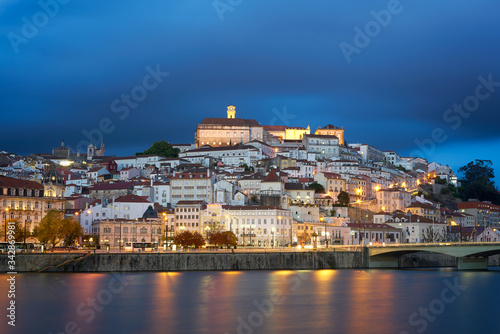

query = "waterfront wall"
[1,251,363,272]
[1,252,499,272]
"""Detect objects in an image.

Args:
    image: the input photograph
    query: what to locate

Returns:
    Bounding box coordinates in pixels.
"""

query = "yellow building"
[0,175,65,235]
[263,125,310,141]
[315,124,345,146]
[406,202,441,222]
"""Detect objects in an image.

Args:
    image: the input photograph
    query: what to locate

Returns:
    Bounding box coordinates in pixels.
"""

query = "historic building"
[315,124,345,146]
[263,125,311,141]
[0,175,64,234]
[302,134,340,159]
[195,105,264,148]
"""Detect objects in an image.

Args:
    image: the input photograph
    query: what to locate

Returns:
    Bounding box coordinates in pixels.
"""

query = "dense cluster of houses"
[1,105,499,247]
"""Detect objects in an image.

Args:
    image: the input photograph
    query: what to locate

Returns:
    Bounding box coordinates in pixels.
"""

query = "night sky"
[1,1,500,181]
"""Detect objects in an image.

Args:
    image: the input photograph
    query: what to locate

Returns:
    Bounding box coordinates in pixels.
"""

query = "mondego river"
[1,269,499,334]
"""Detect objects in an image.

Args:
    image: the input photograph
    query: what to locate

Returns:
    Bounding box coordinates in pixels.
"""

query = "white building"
[82,195,153,234]
[170,170,215,205]
[302,134,340,159]
[152,181,171,208]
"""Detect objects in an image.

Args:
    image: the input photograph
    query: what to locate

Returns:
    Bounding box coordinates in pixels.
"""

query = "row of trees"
[33,210,84,248]
[1,210,84,248]
[172,230,238,248]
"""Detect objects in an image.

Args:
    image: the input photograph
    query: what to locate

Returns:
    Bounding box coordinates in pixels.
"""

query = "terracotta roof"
[176,200,205,205]
[407,202,437,210]
[0,176,43,189]
[114,195,151,203]
[87,167,104,173]
[263,125,286,131]
[200,118,262,127]
[318,124,342,130]
[262,169,280,182]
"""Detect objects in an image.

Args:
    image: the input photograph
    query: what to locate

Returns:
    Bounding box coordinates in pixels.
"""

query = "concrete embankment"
[1,252,499,272]
[2,252,362,272]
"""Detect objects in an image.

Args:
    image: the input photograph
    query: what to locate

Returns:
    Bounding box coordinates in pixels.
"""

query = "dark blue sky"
[1,1,500,181]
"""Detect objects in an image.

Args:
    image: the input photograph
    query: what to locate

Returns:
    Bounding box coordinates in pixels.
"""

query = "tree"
[458,159,500,204]
[33,210,65,248]
[308,181,325,194]
[61,218,84,246]
[173,231,205,248]
[209,231,238,248]
[337,191,350,206]
[1,219,29,243]
[249,195,259,205]
[421,226,445,243]
[191,232,206,248]
[135,140,180,158]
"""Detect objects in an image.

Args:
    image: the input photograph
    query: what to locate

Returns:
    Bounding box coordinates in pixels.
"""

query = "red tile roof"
[114,195,151,203]
[262,169,280,182]
[200,118,261,127]
[0,176,43,189]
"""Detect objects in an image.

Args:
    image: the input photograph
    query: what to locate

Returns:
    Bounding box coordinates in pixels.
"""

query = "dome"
[142,205,158,219]
[42,169,64,186]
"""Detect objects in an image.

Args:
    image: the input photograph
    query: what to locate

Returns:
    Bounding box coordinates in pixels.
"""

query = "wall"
[2,252,499,273]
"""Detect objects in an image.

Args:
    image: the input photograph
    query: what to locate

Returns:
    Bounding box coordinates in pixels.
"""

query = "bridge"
[364,242,500,270]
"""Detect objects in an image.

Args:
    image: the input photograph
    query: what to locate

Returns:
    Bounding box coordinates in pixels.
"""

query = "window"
[140,227,147,234]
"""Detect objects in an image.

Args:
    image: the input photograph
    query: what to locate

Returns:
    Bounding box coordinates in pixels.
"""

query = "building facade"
[195,106,265,148]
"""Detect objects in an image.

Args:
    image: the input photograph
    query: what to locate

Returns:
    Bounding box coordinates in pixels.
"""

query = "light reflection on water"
[1,269,499,334]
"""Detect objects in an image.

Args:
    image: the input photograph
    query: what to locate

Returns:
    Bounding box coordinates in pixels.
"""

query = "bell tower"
[227,105,236,119]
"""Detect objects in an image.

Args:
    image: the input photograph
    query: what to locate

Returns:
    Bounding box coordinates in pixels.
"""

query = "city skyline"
[1,1,500,182]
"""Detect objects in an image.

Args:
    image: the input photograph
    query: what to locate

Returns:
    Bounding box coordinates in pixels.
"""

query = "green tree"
[308,181,325,194]
[458,159,500,204]
[136,140,180,158]
[33,210,65,248]
[249,195,259,205]
[61,218,84,246]
[337,191,350,206]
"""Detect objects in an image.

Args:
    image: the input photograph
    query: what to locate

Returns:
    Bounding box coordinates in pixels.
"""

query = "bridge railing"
[366,241,500,248]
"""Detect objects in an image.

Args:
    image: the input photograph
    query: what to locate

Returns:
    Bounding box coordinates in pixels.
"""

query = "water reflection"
[1,269,499,334]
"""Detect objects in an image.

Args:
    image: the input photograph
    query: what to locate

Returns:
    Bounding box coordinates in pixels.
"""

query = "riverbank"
[2,251,500,272]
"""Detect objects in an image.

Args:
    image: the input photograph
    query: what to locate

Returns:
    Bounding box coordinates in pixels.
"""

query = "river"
[1,268,499,334]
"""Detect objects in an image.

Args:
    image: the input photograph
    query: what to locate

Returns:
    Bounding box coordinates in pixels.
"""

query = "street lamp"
[278,216,283,248]
[205,225,210,240]
[320,216,327,248]
[271,227,275,248]
[4,208,9,242]
[87,210,93,235]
